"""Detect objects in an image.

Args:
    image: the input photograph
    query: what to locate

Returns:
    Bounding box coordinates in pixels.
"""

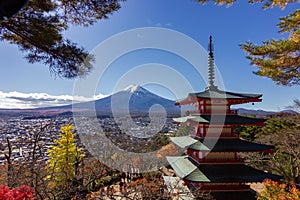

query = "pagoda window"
[204,126,235,137]
[206,126,223,137]
[199,152,203,159]
[211,99,228,104]
[193,102,198,110]
[222,127,231,135]
[196,126,204,137]
[189,151,200,162]
[206,152,236,161]
[193,151,197,157]
[221,127,233,137]
[204,104,229,114]
[200,105,204,112]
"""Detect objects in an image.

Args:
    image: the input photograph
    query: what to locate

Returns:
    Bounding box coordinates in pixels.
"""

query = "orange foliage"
[258,179,300,200]
[156,143,178,158]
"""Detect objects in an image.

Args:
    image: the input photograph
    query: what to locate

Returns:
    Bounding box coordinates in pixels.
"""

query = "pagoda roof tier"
[173,115,265,126]
[170,136,274,152]
[170,136,209,151]
[167,156,281,183]
[175,89,262,106]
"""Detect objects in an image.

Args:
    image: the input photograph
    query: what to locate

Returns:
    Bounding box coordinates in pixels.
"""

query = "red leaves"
[0,184,34,200]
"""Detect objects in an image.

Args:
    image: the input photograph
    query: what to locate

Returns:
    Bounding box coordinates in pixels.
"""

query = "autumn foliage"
[46,125,85,198]
[0,184,34,200]
[156,143,178,159]
[258,179,300,200]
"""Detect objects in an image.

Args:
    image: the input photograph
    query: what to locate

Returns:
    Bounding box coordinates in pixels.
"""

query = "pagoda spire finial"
[207,35,218,90]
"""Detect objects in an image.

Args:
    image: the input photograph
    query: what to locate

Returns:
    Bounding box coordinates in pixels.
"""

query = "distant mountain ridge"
[237,108,298,118]
[0,85,298,118]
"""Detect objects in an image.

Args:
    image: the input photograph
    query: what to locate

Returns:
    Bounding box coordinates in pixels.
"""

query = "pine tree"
[0,0,122,78]
[241,10,299,86]
[196,0,299,86]
[195,1,298,9]
[46,125,85,196]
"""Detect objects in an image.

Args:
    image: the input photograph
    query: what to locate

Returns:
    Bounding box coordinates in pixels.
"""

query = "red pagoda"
[166,36,281,199]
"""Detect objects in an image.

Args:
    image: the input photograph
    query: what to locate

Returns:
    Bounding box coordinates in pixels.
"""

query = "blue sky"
[0,0,299,110]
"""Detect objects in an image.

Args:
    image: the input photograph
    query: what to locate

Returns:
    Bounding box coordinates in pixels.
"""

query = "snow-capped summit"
[107,84,179,114]
[123,84,147,93]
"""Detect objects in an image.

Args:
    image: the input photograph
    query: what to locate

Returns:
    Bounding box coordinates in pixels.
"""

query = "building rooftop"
[191,89,262,100]
[175,89,263,106]
[173,115,265,125]
[170,136,274,152]
[170,136,210,151]
[167,156,281,183]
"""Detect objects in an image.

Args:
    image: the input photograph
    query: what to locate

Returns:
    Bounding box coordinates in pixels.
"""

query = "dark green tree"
[241,10,299,86]
[196,0,299,86]
[235,125,262,141]
[0,0,123,78]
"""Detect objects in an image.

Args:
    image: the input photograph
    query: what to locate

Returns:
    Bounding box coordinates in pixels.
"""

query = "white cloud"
[0,91,108,109]
[146,18,172,27]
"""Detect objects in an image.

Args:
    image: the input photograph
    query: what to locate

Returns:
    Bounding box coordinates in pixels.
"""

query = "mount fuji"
[90,85,181,116]
[0,85,181,117]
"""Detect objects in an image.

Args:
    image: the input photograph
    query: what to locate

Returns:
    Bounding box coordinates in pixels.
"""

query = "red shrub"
[0,184,34,200]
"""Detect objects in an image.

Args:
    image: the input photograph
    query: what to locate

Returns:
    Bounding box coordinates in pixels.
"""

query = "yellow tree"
[46,125,85,198]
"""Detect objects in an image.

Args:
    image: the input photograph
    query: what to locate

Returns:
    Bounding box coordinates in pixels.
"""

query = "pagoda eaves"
[167,156,281,183]
[173,115,266,126]
[170,136,274,153]
[175,89,263,106]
